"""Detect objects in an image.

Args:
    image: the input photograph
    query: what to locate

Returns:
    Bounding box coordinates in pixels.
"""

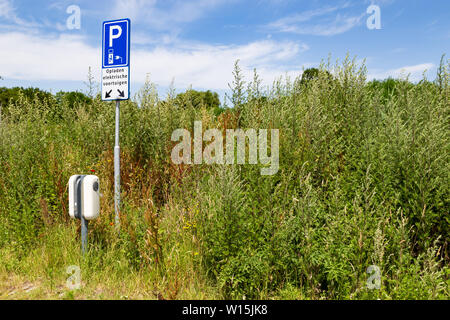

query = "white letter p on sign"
[109,26,122,47]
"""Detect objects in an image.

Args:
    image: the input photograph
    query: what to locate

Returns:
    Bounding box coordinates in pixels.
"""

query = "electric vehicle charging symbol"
[108,49,114,65]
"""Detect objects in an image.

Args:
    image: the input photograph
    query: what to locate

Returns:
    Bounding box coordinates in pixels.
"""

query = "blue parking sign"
[102,18,130,100]
[102,19,130,68]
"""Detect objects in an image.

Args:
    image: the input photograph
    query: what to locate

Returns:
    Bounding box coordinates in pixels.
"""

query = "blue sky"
[0,0,449,101]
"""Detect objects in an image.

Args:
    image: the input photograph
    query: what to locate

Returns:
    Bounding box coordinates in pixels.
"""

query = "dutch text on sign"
[102,68,128,99]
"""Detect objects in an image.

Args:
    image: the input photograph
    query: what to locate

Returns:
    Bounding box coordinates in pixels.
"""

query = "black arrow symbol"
[105,90,112,98]
[118,89,125,98]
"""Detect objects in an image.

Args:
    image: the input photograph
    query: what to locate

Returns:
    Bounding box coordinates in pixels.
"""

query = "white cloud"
[0,31,309,90]
[0,0,39,27]
[110,0,156,23]
[267,4,365,36]
[110,0,229,30]
[132,40,308,90]
[0,32,99,82]
[131,31,180,46]
[271,6,342,25]
[0,0,15,19]
[368,63,435,82]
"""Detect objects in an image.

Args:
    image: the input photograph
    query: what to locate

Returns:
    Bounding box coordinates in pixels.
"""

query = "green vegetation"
[174,89,222,115]
[0,87,54,108]
[0,56,448,300]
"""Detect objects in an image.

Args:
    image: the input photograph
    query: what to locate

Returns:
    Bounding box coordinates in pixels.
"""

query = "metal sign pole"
[102,18,129,231]
[81,215,88,255]
[114,100,120,230]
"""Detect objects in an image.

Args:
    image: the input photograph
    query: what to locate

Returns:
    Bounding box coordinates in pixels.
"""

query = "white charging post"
[69,175,100,255]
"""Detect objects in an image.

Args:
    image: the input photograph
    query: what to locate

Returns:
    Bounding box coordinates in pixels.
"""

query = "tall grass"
[0,55,448,299]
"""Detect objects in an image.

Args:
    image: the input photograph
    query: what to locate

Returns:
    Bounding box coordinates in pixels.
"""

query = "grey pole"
[81,215,88,255]
[114,100,121,230]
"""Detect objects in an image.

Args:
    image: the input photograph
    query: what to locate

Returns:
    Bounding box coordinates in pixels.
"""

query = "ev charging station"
[67,19,130,254]
[69,175,100,254]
